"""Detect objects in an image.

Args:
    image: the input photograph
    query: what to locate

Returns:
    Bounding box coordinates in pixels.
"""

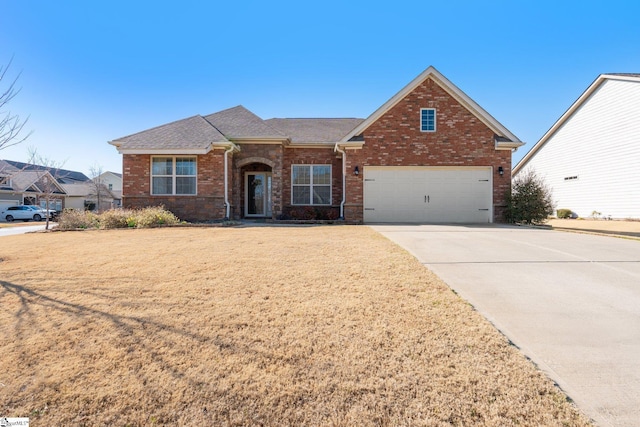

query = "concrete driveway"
[372,224,640,427]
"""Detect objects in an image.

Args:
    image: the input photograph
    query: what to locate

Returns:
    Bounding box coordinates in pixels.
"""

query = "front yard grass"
[0,226,590,426]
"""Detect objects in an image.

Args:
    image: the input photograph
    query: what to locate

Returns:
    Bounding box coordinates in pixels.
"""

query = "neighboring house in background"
[513,73,640,219]
[94,171,122,207]
[2,159,91,184]
[110,66,524,223]
[0,160,66,212]
[0,159,118,213]
[61,181,116,211]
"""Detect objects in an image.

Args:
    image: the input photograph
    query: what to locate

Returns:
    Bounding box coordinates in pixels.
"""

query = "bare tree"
[88,163,112,213]
[1,57,32,150]
[27,148,67,230]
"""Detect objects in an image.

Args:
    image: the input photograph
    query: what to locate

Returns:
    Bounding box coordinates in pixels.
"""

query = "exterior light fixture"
[498,166,504,176]
[354,166,360,176]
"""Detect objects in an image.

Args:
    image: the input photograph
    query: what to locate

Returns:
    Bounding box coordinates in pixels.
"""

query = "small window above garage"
[420,108,436,132]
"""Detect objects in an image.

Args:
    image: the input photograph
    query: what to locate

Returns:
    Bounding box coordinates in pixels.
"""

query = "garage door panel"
[364,167,492,223]
[0,199,20,213]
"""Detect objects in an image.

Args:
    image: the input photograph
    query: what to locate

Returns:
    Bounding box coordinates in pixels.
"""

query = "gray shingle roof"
[111,115,229,150]
[1,159,90,182]
[110,106,366,151]
[204,106,287,139]
[264,118,364,143]
[7,171,41,192]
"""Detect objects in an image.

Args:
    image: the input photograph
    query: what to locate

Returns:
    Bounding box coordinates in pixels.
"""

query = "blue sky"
[1,1,639,176]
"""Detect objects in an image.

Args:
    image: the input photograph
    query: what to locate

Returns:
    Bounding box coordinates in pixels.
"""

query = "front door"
[245,172,272,217]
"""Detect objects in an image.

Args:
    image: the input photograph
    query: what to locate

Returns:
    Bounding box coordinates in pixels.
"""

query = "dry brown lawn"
[547,218,640,239]
[0,226,590,426]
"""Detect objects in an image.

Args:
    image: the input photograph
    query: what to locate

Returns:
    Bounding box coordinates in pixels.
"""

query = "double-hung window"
[151,157,196,195]
[292,165,331,205]
[420,108,436,132]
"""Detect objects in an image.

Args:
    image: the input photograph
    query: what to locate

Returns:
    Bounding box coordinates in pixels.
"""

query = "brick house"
[109,66,523,223]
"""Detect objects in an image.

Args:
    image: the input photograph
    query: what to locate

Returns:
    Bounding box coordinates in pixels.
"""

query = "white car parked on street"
[1,205,49,222]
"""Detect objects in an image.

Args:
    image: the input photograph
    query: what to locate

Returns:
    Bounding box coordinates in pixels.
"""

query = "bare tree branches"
[1,57,32,150]
[88,163,111,213]
[27,148,67,230]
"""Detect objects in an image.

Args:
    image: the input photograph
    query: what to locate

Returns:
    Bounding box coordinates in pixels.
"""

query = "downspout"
[334,144,347,219]
[223,144,235,220]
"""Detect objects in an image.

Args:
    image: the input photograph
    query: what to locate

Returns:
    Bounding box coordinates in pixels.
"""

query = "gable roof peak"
[339,66,522,145]
[204,105,287,140]
[514,71,640,174]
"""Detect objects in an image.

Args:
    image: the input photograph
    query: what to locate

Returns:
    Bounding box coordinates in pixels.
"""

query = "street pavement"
[372,224,640,427]
[0,223,50,236]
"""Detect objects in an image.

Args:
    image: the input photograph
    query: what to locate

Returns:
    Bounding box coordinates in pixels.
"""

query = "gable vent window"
[420,108,436,132]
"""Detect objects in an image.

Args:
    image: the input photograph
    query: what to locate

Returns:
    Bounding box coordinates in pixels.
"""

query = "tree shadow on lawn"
[0,278,244,349]
[0,280,270,417]
[2,278,398,424]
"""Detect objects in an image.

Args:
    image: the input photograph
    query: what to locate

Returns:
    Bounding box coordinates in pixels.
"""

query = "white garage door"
[364,166,493,223]
[0,199,19,213]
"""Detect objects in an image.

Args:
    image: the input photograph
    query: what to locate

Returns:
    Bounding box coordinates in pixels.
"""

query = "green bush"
[556,209,573,219]
[505,169,554,225]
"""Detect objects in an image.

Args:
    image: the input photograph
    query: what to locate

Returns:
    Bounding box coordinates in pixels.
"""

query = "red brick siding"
[122,151,226,222]
[122,154,150,196]
[347,77,512,222]
[282,147,343,209]
[231,144,284,219]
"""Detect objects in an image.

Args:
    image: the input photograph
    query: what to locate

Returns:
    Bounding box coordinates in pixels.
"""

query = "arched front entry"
[237,158,274,218]
[245,168,272,217]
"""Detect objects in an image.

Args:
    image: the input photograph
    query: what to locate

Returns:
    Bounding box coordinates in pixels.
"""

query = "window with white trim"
[420,108,436,132]
[151,157,197,195]
[291,165,331,205]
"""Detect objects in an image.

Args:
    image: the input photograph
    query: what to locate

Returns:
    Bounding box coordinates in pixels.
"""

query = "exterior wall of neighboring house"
[61,181,115,212]
[100,172,122,193]
[122,150,227,221]
[64,196,85,210]
[97,172,123,205]
[346,77,512,222]
[514,76,640,219]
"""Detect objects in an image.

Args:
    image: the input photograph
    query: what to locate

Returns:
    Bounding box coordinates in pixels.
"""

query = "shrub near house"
[57,207,179,230]
[557,209,573,219]
[505,169,554,224]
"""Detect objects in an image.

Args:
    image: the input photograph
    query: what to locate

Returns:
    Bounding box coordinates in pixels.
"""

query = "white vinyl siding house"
[513,74,640,219]
[95,171,123,203]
